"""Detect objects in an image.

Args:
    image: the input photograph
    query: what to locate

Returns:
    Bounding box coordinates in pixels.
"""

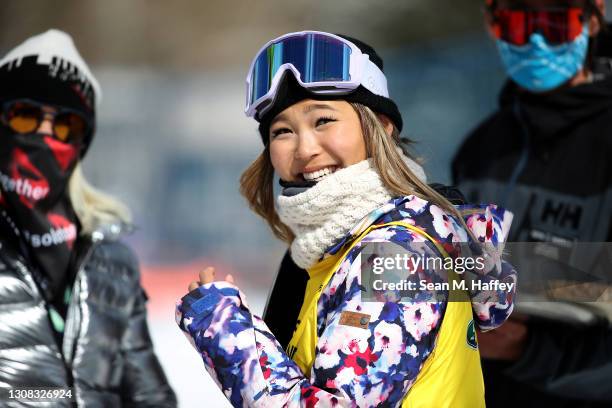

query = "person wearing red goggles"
[485,0,605,91]
[453,0,612,407]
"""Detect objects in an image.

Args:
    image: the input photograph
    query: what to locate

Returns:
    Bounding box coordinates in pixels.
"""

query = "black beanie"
[256,34,403,144]
[0,30,99,157]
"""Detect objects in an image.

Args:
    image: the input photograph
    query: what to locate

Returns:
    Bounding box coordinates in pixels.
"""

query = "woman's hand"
[188,266,235,292]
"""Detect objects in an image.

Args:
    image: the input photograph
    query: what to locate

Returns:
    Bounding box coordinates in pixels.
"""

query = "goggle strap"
[361,58,389,98]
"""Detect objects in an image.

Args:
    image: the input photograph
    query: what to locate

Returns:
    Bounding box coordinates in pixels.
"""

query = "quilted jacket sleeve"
[459,205,517,331]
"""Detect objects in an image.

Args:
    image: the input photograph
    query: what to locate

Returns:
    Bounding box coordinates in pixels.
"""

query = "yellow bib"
[286,223,378,373]
[287,221,485,407]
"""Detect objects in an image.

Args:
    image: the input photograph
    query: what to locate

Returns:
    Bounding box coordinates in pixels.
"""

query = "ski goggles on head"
[489,6,587,46]
[245,31,389,118]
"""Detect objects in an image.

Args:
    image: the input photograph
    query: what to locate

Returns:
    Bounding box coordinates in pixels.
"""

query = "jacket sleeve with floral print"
[176,198,516,407]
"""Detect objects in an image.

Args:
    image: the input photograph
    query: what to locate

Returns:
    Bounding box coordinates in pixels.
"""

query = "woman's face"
[268,99,367,183]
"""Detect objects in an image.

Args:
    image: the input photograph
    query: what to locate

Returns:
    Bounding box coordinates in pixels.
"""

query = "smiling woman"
[268,100,366,183]
[175,31,518,407]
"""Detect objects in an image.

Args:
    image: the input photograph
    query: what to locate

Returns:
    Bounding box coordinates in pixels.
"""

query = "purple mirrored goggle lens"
[248,33,353,113]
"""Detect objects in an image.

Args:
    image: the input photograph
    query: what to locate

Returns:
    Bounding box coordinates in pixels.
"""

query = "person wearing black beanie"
[255,34,403,145]
[0,29,176,406]
[177,31,518,407]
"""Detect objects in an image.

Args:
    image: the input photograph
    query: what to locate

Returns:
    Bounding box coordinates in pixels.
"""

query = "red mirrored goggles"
[489,7,586,46]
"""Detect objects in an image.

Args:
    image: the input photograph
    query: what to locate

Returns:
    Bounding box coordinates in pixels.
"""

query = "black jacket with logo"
[452,35,612,407]
[452,68,612,243]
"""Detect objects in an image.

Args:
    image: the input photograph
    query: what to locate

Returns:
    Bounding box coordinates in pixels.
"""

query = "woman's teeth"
[303,167,336,181]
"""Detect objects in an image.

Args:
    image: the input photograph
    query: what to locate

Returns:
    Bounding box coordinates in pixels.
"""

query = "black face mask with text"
[0,128,80,300]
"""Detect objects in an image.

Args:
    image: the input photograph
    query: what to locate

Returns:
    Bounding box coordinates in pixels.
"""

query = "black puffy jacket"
[0,225,177,407]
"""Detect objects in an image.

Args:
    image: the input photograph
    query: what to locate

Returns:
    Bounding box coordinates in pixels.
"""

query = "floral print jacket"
[176,195,516,407]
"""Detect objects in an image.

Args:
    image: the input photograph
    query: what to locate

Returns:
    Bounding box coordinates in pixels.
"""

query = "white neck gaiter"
[277,159,395,269]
